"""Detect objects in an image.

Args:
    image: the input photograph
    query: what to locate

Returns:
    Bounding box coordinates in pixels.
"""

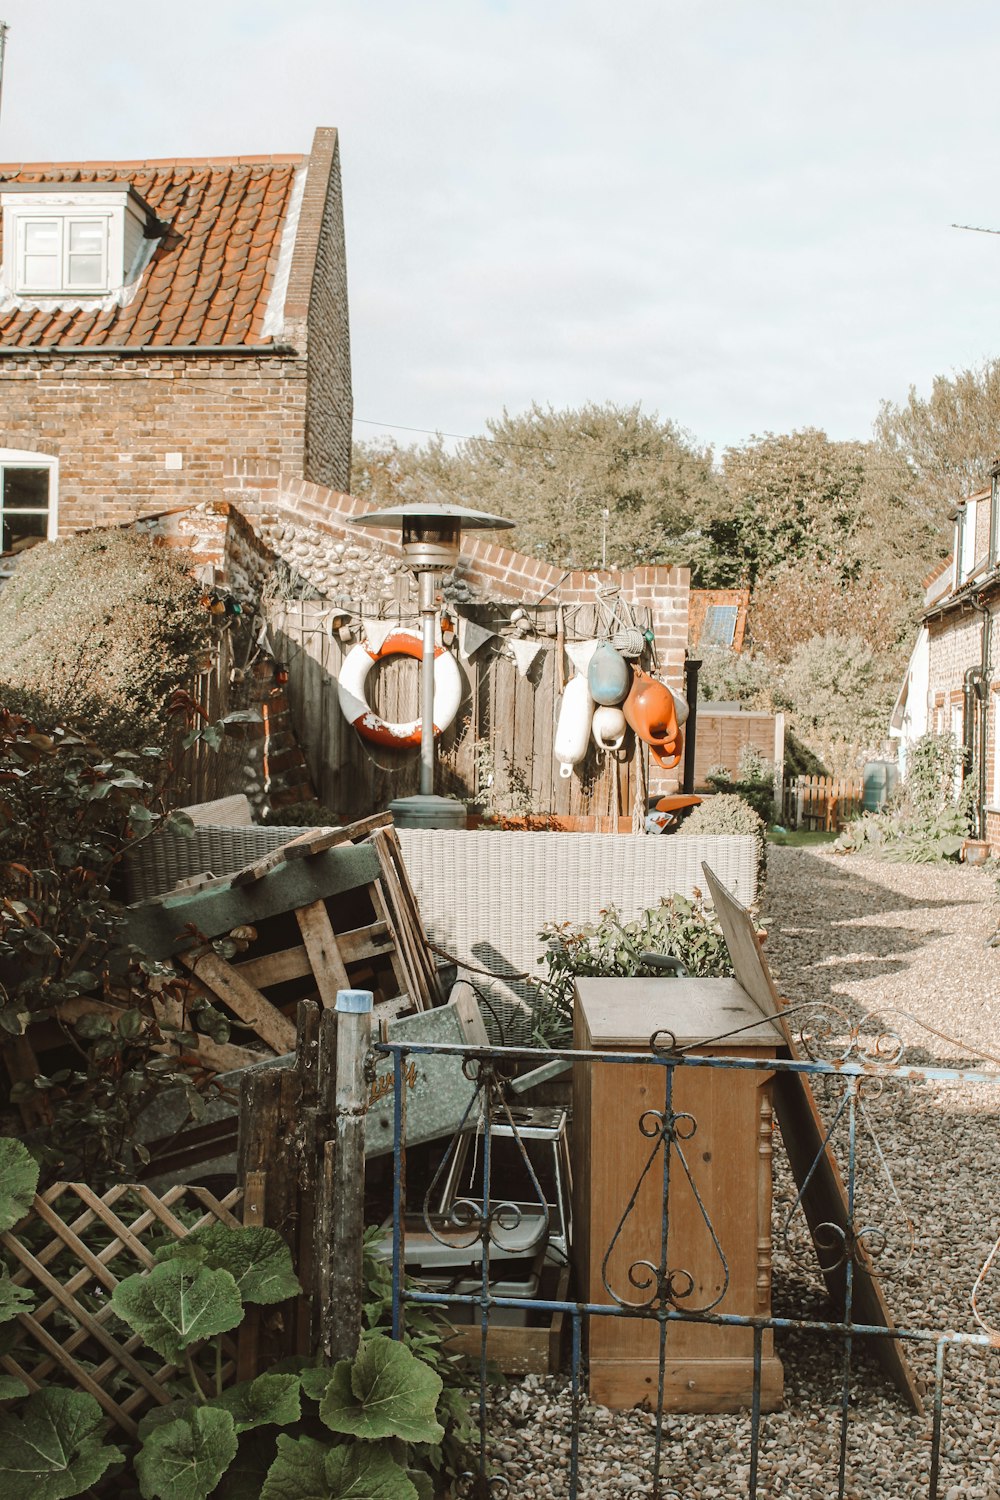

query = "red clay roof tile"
[0,153,304,349]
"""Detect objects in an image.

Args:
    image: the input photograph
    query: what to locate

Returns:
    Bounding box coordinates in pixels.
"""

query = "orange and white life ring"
[337,628,463,749]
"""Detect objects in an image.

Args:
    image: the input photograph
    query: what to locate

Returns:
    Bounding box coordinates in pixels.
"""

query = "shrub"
[834,731,971,861]
[779,630,897,772]
[677,792,767,886]
[0,529,213,751]
[0,699,217,1183]
[533,892,739,1046]
[697,645,776,708]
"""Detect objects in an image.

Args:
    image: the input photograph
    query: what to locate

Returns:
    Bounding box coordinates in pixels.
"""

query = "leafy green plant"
[0,701,225,1184]
[533,892,740,1046]
[704,745,776,822]
[0,1193,474,1500]
[834,732,972,862]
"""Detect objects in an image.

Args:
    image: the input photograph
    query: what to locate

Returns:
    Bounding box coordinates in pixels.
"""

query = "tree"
[875,359,1000,522]
[353,402,725,571]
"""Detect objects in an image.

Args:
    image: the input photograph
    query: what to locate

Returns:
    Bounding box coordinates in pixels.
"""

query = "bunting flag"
[458,616,497,661]
[360,617,396,654]
[509,638,545,678]
[565,639,599,677]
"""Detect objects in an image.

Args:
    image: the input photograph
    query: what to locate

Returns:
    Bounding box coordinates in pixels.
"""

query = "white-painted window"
[993,695,1000,808]
[0,450,58,571]
[17,215,110,293]
[1,187,155,299]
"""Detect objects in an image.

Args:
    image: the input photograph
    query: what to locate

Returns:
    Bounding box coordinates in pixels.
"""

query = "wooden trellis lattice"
[0,1182,245,1437]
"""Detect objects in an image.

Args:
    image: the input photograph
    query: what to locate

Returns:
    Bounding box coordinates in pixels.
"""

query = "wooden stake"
[326,991,372,1363]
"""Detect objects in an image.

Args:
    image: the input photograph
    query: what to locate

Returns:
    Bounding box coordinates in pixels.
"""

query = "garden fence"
[783,774,864,831]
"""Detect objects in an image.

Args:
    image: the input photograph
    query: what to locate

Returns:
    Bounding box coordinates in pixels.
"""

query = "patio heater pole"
[418,568,436,797]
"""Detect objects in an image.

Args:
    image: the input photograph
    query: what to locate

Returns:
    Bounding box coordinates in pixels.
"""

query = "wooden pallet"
[122,814,441,1070]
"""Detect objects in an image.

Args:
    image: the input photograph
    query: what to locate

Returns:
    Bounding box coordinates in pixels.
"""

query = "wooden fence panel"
[693,708,785,796]
[784,774,865,831]
[268,600,640,824]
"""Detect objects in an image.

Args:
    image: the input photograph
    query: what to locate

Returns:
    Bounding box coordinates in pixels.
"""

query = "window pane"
[3,469,49,510]
[2,510,47,555]
[24,220,59,252]
[68,220,104,252]
[67,254,104,286]
[701,604,739,648]
[23,254,59,288]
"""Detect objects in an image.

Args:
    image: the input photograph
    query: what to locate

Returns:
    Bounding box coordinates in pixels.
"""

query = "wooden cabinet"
[573,977,784,1413]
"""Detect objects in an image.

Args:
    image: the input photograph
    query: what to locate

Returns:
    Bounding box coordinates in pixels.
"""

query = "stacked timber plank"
[122,813,443,1072]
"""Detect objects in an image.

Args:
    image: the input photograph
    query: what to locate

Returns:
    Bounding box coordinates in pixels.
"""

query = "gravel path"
[487,847,1000,1499]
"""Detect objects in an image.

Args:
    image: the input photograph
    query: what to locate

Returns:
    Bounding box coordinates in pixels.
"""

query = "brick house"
[0,125,351,568]
[892,468,1000,849]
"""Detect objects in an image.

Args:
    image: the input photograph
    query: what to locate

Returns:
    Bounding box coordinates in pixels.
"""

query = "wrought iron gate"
[377,1006,1000,1499]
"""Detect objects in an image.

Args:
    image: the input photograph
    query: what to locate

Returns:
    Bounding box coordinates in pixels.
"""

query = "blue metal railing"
[377,1019,1000,1500]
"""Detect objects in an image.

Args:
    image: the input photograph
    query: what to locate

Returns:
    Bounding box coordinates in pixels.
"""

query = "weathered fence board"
[693,706,785,800]
[784,773,864,830]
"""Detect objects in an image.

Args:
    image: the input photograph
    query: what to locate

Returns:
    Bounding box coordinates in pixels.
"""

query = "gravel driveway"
[489,846,1000,1499]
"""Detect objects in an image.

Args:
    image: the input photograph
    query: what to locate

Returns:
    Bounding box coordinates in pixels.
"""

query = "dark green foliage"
[0,699,216,1184]
[834,732,971,862]
[0,529,213,751]
[534,893,739,1046]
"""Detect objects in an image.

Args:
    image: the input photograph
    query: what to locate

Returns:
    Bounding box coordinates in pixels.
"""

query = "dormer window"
[19,216,109,293]
[1,184,160,301]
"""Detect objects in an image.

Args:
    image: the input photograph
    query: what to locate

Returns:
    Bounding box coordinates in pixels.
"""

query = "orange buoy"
[623,666,685,770]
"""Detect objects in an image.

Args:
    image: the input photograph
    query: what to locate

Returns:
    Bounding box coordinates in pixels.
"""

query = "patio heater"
[348,501,515,829]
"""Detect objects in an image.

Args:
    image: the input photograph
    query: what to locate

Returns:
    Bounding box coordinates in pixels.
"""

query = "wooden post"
[325,988,372,1363]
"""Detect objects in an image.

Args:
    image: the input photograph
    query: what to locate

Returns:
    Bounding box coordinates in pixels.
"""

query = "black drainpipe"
[682,658,701,798]
[968,595,992,840]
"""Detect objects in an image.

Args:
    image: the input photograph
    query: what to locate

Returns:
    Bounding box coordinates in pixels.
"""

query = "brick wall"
[283,128,352,494]
[0,353,307,534]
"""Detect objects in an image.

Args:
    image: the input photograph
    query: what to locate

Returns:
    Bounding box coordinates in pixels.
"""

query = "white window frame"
[16,213,111,294]
[993,693,1000,811]
[0,449,59,572]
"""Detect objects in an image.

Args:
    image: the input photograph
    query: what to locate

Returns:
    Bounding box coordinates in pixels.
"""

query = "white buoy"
[554,673,594,778]
[591,704,627,752]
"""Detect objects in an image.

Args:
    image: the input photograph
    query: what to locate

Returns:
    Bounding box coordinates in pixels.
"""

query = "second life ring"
[337,629,463,749]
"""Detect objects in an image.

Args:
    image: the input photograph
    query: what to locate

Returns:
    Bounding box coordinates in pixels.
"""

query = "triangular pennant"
[458,616,496,660]
[361,617,396,654]
[509,638,545,678]
[565,639,599,677]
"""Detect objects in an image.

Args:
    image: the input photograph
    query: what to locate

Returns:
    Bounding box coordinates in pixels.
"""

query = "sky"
[1,0,999,458]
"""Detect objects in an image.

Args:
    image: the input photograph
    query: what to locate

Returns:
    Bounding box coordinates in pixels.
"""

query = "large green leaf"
[214,1428,279,1500]
[208,1373,301,1433]
[134,1406,238,1500]
[0,1275,34,1324]
[159,1225,301,1306]
[0,1387,122,1500]
[405,1471,433,1500]
[319,1335,443,1445]
[111,1260,243,1364]
[0,1139,39,1232]
[323,1442,418,1499]
[261,1435,418,1500]
[0,1373,28,1400]
[260,1434,330,1500]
